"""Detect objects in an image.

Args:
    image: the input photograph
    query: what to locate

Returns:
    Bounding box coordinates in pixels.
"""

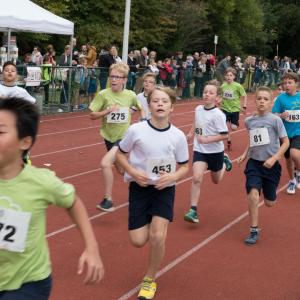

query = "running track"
[30,96,300,300]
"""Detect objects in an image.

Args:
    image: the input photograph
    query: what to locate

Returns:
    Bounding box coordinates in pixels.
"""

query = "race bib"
[286,110,300,122]
[195,122,205,136]
[249,127,270,147]
[223,90,234,99]
[107,107,129,123]
[146,157,176,178]
[0,207,31,253]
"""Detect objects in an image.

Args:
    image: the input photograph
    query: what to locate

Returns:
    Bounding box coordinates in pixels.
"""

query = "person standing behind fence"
[86,43,97,67]
[127,50,138,90]
[135,47,149,94]
[41,55,52,106]
[99,45,117,90]
[215,55,231,83]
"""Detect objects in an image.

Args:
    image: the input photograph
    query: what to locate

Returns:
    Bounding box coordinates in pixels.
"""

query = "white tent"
[0,0,74,35]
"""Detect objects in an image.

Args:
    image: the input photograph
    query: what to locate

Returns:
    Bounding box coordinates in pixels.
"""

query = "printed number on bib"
[107,107,129,123]
[0,207,31,253]
[286,110,300,122]
[195,123,205,135]
[146,158,176,177]
[223,90,234,99]
[249,127,270,147]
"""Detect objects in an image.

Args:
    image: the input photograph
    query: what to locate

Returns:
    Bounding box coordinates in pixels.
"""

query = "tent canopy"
[0,0,74,35]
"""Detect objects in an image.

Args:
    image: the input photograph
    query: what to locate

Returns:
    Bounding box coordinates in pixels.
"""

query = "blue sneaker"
[184,209,199,223]
[287,180,296,195]
[223,153,232,172]
[97,198,114,212]
[244,228,260,245]
[296,174,300,189]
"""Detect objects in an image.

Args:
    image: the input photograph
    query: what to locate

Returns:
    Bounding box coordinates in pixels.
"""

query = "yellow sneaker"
[138,277,157,299]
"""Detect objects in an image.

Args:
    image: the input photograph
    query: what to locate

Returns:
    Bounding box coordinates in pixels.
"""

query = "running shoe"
[184,209,199,223]
[287,180,296,195]
[96,198,114,212]
[138,277,157,300]
[296,174,300,189]
[223,153,232,172]
[244,228,260,245]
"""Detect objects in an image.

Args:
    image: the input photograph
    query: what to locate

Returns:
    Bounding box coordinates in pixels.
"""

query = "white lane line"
[117,183,288,300]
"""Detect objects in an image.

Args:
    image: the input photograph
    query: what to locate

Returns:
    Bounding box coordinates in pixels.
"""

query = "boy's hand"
[197,135,209,144]
[186,132,193,141]
[237,154,247,165]
[78,248,105,284]
[155,172,175,190]
[263,156,276,169]
[132,170,149,187]
[280,111,289,120]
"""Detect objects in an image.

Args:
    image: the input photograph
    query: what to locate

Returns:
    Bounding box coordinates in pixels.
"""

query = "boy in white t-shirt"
[116,87,189,300]
[136,72,156,120]
[184,80,232,224]
[0,61,36,104]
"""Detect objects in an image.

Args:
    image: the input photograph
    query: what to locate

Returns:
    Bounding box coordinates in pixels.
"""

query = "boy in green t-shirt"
[220,67,247,150]
[89,63,144,212]
[0,98,104,299]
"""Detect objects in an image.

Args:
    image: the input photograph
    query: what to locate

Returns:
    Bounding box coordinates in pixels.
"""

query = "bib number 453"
[152,164,172,175]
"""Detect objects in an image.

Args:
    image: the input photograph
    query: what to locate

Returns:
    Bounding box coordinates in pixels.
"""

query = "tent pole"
[122,0,131,63]
[67,34,74,111]
[7,28,11,61]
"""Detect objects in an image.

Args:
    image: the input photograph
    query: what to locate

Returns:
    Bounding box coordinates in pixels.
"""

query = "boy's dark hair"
[3,61,17,70]
[0,98,40,159]
[281,72,299,83]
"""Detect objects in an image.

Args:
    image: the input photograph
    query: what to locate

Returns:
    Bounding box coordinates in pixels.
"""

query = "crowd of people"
[0,42,300,299]
[2,38,299,111]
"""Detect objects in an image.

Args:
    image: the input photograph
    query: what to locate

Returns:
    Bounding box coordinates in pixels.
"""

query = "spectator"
[31,46,43,66]
[86,42,97,67]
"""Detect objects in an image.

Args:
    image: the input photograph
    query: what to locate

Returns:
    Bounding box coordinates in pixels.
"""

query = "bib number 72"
[0,222,16,243]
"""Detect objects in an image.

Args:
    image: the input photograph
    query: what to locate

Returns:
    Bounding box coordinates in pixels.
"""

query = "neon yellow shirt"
[0,165,75,291]
[221,82,246,112]
[89,88,141,142]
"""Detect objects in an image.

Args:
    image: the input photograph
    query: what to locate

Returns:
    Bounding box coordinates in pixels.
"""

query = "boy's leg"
[210,152,232,184]
[129,225,150,248]
[184,161,207,223]
[290,147,300,189]
[97,146,119,211]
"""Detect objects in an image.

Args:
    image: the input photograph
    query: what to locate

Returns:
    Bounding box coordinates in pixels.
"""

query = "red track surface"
[30,96,300,300]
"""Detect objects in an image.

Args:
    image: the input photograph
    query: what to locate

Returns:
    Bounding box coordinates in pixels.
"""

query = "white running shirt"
[0,84,36,104]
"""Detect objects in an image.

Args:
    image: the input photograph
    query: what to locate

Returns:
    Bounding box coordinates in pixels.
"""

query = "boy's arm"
[186,123,195,141]
[197,133,228,144]
[241,95,247,111]
[116,149,149,186]
[89,105,118,120]
[237,144,250,164]
[263,136,289,168]
[155,162,189,190]
[67,195,105,284]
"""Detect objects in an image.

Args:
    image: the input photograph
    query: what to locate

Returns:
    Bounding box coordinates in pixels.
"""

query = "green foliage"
[10,0,300,59]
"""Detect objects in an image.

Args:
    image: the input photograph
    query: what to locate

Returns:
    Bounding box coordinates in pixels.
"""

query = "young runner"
[272,72,300,194]
[184,80,232,224]
[89,63,145,211]
[220,67,247,150]
[0,98,104,299]
[116,87,189,299]
[238,86,289,245]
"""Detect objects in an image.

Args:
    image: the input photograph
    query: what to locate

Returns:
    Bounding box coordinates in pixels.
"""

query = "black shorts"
[222,110,240,126]
[193,151,224,172]
[283,135,300,159]
[104,139,121,152]
[0,275,52,300]
[244,158,282,201]
[128,182,175,230]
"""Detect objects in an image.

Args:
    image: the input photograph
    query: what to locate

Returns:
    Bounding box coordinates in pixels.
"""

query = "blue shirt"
[272,91,300,138]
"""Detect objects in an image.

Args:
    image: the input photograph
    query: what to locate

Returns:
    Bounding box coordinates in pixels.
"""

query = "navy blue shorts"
[128,182,175,230]
[104,139,121,151]
[222,110,240,126]
[244,158,282,201]
[193,151,224,172]
[283,135,300,159]
[0,275,52,300]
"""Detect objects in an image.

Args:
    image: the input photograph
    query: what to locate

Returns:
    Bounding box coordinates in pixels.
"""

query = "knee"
[149,230,165,246]
[248,189,260,204]
[100,158,112,169]
[231,124,238,131]
[192,176,203,186]
[130,236,148,248]
[264,199,276,207]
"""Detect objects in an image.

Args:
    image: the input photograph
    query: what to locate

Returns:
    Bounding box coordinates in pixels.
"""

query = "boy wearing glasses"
[89,63,145,211]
